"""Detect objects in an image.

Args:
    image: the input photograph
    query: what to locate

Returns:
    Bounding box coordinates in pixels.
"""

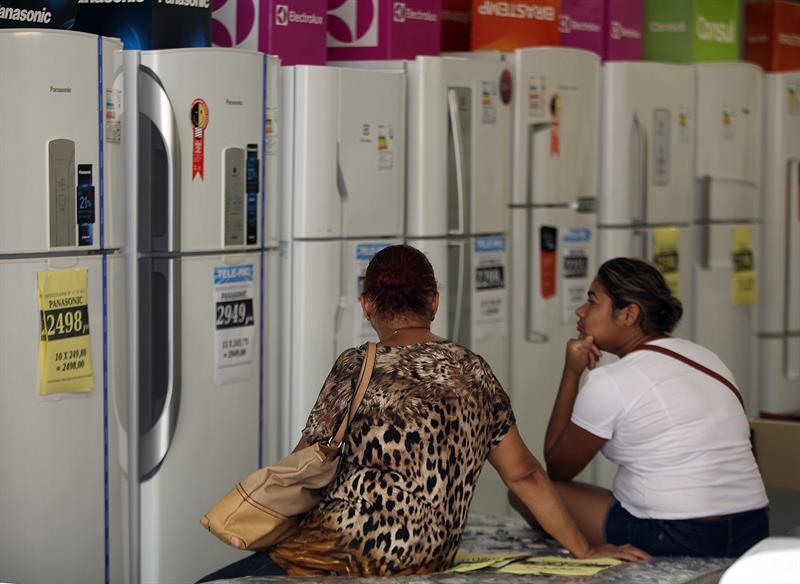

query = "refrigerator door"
[513,48,600,207]
[408,57,512,238]
[695,63,762,223]
[137,49,264,253]
[339,69,406,238]
[406,238,449,339]
[0,30,123,254]
[139,253,260,584]
[262,248,282,464]
[287,66,341,239]
[264,55,281,249]
[0,254,126,584]
[509,207,595,465]
[600,62,695,228]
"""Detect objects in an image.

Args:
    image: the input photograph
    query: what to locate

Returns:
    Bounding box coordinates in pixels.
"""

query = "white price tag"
[560,227,592,325]
[213,264,256,386]
[472,235,507,342]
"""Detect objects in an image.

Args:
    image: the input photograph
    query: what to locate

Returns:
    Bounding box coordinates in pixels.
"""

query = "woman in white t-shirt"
[511,257,769,557]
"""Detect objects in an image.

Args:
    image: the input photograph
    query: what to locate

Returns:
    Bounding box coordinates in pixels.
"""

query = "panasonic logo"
[696,16,735,44]
[610,20,641,40]
[778,32,800,48]
[225,99,243,106]
[156,0,211,8]
[649,20,686,34]
[477,1,556,21]
[78,0,144,4]
[393,2,438,23]
[50,86,72,94]
[0,5,52,23]
[560,15,601,34]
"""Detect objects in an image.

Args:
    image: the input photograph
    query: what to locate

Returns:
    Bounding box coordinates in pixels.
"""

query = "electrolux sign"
[0,0,79,29]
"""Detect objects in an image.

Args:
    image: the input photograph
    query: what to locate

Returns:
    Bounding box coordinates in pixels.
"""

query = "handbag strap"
[331,342,377,445]
[631,343,745,410]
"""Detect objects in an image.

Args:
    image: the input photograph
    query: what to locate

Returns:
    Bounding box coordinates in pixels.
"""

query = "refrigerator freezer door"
[0,254,126,584]
[140,253,260,584]
[288,66,341,239]
[600,63,695,228]
[138,49,264,252]
[339,69,406,238]
[0,31,124,254]
[513,48,601,207]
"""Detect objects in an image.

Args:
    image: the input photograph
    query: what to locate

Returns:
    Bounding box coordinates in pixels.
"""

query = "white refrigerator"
[279,65,406,453]
[0,30,127,584]
[758,71,800,419]
[596,62,696,488]
[125,48,274,584]
[509,48,600,482]
[693,62,763,415]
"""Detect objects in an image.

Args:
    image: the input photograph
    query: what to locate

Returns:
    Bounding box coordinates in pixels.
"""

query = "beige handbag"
[201,342,377,551]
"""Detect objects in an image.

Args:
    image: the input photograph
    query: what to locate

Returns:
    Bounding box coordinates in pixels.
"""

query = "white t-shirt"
[572,338,768,519]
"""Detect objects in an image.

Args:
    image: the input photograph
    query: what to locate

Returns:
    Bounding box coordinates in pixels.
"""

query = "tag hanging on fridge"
[213,264,256,386]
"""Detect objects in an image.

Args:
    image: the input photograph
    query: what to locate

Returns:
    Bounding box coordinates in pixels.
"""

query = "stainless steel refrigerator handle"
[697,175,712,269]
[139,67,181,251]
[634,115,649,258]
[449,239,466,343]
[525,123,553,344]
[336,142,349,201]
[447,89,466,236]
[785,159,800,381]
[139,261,182,480]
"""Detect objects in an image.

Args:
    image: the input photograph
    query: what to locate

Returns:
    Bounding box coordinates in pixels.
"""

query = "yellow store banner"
[37,268,94,396]
[652,227,681,299]
[731,226,758,306]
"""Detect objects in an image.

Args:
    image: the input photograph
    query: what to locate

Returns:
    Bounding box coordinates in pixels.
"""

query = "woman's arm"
[544,336,606,480]
[489,427,649,562]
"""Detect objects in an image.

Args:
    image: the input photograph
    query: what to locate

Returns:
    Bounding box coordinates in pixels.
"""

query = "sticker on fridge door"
[652,227,680,299]
[560,227,591,324]
[722,104,736,141]
[472,235,507,342]
[37,268,94,396]
[789,84,800,116]
[191,98,209,180]
[213,264,255,386]
[482,81,497,125]
[539,226,557,299]
[105,88,122,144]
[353,243,391,346]
[528,76,545,117]
[678,106,691,143]
[377,124,395,171]
[731,226,758,305]
[265,106,278,156]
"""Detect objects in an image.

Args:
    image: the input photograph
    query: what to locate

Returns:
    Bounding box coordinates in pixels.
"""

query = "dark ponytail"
[362,245,438,320]
[596,257,683,335]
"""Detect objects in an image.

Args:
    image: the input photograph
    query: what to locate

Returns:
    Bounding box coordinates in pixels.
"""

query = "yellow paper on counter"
[37,268,94,396]
[498,555,621,576]
[652,227,680,299]
[731,226,758,306]
[447,551,528,573]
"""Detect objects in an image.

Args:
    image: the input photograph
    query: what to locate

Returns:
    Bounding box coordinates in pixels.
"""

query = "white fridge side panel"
[140,49,265,252]
[140,254,260,584]
[0,31,100,254]
[0,254,118,584]
[406,238,449,339]
[339,70,406,238]
[263,249,282,464]
[103,37,126,250]
[292,66,341,239]
[264,56,281,248]
[289,241,340,448]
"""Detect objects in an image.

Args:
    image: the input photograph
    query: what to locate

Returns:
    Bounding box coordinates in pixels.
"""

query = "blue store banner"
[0,0,79,29]
[75,0,211,49]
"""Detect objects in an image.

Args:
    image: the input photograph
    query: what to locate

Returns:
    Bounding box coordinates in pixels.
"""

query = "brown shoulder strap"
[332,342,377,444]
[631,344,745,410]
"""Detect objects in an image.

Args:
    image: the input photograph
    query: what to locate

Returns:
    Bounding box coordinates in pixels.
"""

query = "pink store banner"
[560,0,642,61]
[327,0,440,60]
[212,0,327,65]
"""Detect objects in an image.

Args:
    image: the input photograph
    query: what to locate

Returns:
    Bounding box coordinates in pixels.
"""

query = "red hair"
[362,245,438,320]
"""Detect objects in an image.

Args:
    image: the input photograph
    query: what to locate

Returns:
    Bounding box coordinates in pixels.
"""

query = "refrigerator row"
[1,28,799,584]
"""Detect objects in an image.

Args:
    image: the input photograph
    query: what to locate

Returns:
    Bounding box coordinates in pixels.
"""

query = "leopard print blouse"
[269,340,515,576]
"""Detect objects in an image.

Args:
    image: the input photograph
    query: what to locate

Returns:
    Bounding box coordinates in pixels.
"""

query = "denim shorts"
[604,501,769,557]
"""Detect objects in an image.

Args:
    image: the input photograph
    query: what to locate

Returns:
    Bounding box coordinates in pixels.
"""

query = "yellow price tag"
[731,226,758,306]
[446,551,527,573]
[37,268,94,396]
[498,555,620,576]
[652,227,681,299]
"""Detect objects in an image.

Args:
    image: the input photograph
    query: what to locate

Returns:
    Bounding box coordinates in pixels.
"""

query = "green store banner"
[644,0,740,63]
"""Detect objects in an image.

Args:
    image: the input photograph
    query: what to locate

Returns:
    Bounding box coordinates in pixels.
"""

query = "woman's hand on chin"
[565,335,602,375]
